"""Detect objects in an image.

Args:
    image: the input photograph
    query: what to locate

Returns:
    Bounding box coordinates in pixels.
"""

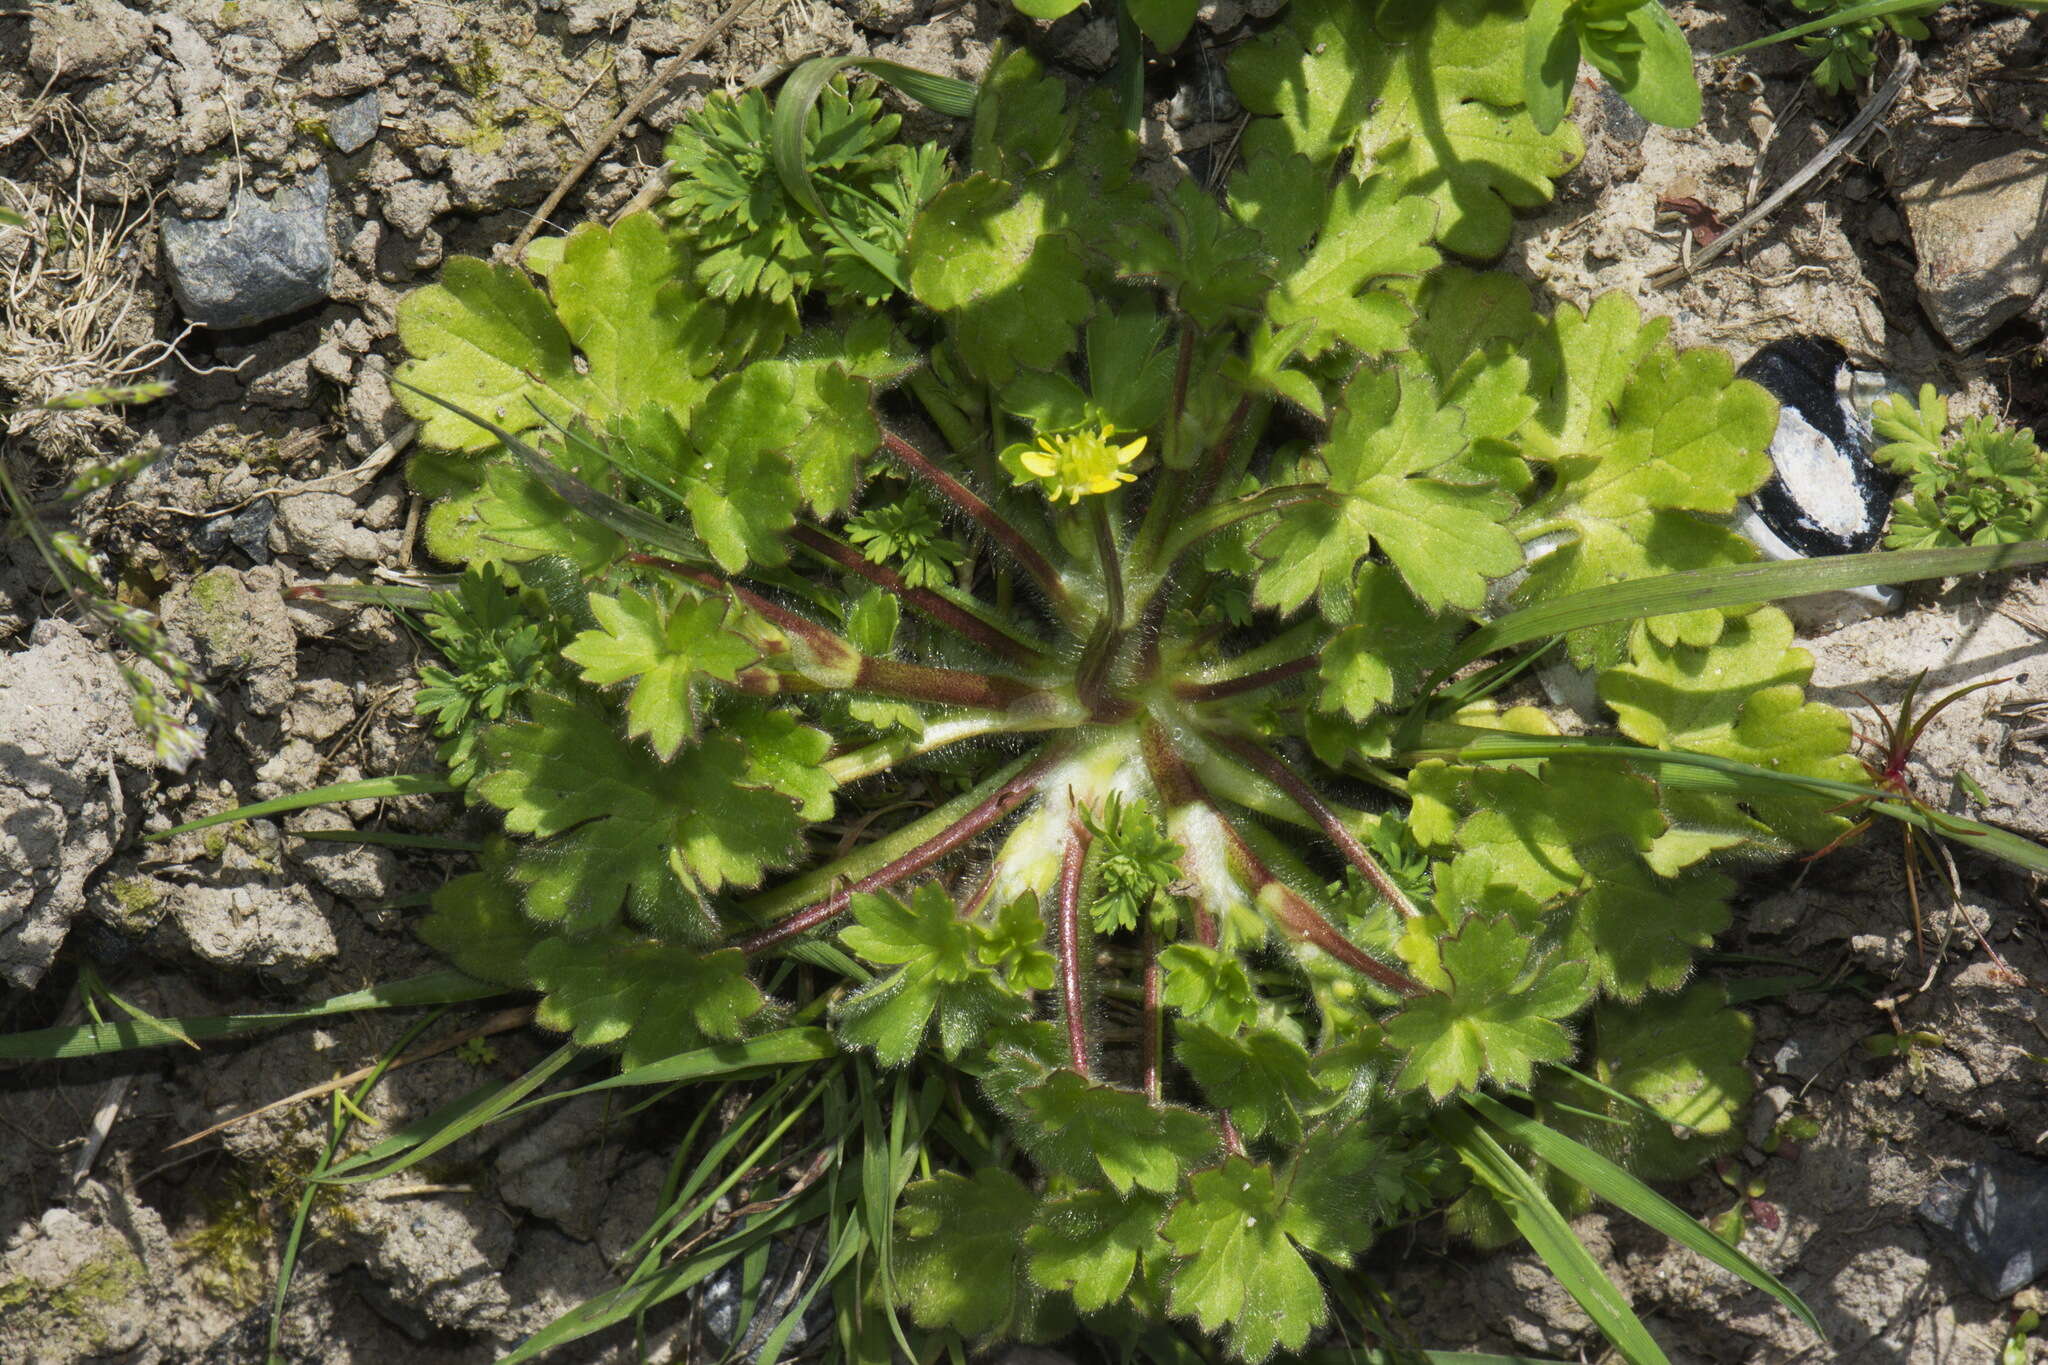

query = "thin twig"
[1652,50,1918,289]
[511,0,761,255]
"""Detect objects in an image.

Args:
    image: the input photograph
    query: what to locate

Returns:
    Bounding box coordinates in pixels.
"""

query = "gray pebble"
[161,167,334,329]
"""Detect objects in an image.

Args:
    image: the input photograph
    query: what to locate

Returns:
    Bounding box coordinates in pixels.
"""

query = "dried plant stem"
[512,0,761,254]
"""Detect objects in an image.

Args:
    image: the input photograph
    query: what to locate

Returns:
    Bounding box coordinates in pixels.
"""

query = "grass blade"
[1714,0,1971,58]
[315,1045,582,1184]
[1466,1093,1822,1339]
[1402,724,2048,876]
[144,773,456,842]
[1437,1108,1672,1365]
[0,970,504,1061]
[1447,538,2048,672]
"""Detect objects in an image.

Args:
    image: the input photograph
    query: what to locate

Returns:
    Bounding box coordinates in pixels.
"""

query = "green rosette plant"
[383,2,2048,1359]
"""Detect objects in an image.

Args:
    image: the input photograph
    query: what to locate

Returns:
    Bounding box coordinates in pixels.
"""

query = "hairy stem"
[1075,499,1128,716]
[1141,924,1162,1104]
[1173,654,1317,704]
[1057,819,1094,1076]
[633,552,1052,712]
[790,525,1049,666]
[733,747,1064,954]
[1210,735,1422,921]
[1139,720,1424,997]
[824,713,1079,786]
[882,431,1070,612]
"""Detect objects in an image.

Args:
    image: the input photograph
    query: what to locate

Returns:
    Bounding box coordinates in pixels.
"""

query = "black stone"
[161,168,333,330]
[1917,1157,2048,1299]
[1738,335,1897,558]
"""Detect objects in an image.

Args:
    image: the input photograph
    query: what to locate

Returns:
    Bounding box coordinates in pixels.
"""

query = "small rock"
[1772,1038,1824,1080]
[326,90,382,154]
[28,0,151,79]
[161,565,297,714]
[0,620,158,988]
[1897,138,2048,350]
[494,1097,622,1238]
[271,490,399,568]
[194,499,278,565]
[169,883,337,978]
[161,167,334,329]
[1918,1158,2048,1298]
[698,1240,833,1353]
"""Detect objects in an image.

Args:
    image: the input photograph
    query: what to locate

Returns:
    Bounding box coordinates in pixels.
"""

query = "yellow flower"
[1015,426,1149,504]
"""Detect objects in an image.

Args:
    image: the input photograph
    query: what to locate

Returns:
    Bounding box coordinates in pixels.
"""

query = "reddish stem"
[732,750,1061,954]
[789,525,1046,666]
[1211,734,1422,921]
[1057,819,1094,1077]
[857,656,1041,711]
[1138,721,1424,998]
[632,552,1047,712]
[882,432,1068,609]
[1173,654,1318,704]
[1219,1113,1247,1158]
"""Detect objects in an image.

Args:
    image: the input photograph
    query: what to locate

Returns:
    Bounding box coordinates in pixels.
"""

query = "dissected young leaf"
[1386,913,1591,1098]
[475,692,806,939]
[1159,942,1259,1033]
[527,937,762,1067]
[1175,1021,1322,1145]
[896,1168,1042,1339]
[1512,294,1777,668]
[1162,1156,1337,1362]
[1027,1189,1170,1313]
[1012,1069,1221,1195]
[1254,367,1520,616]
[1230,0,1582,258]
[834,885,1013,1065]
[908,174,1092,385]
[561,588,756,760]
[978,893,1058,992]
[1601,606,1859,849]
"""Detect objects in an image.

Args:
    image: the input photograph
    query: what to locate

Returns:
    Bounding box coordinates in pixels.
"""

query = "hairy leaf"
[896,1169,1042,1338]
[1027,1189,1170,1313]
[1255,367,1520,615]
[1386,913,1591,1098]
[1512,294,1777,668]
[1230,0,1582,257]
[1162,1157,1331,1362]
[561,589,756,760]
